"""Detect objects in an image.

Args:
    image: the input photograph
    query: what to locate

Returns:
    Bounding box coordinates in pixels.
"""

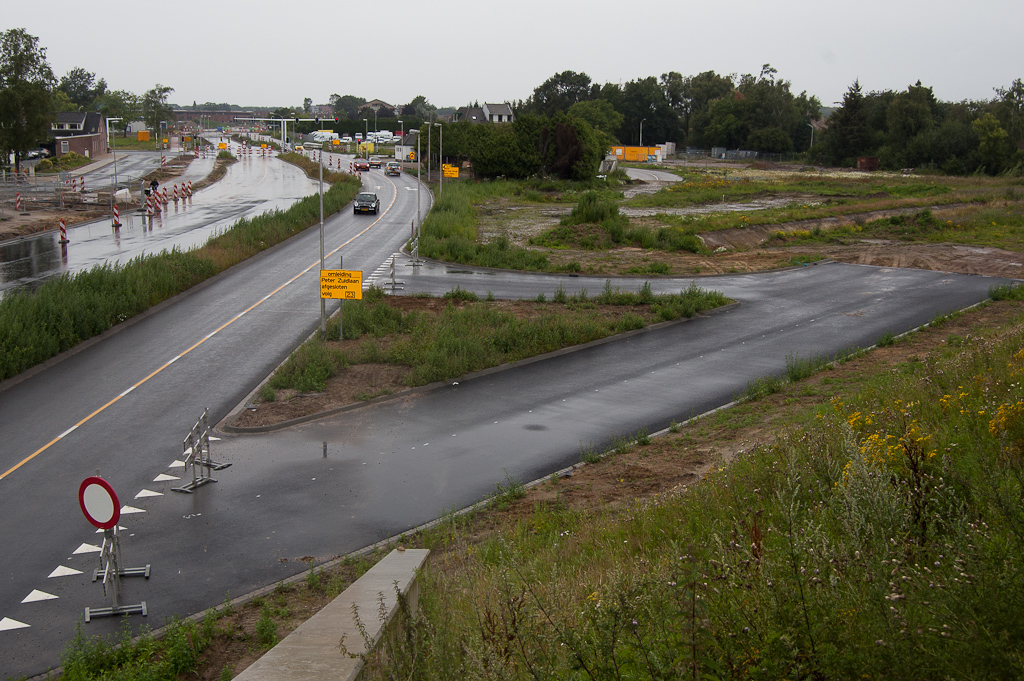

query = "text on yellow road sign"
[320,270,363,299]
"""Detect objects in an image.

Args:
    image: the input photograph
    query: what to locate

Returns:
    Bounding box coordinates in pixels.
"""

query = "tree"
[994,78,1024,148]
[822,80,869,164]
[615,76,679,146]
[525,70,592,118]
[303,97,312,113]
[93,90,140,136]
[972,112,1009,173]
[333,95,366,120]
[58,67,106,109]
[0,28,55,171]
[140,84,174,133]
[568,99,623,149]
[407,95,436,120]
[673,70,734,145]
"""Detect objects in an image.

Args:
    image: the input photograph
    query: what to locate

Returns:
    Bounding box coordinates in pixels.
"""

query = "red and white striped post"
[187,180,193,197]
[59,218,69,243]
[146,197,154,217]
[14,192,22,211]
[112,203,121,227]
[173,184,179,202]
[79,176,85,192]
[161,155,166,167]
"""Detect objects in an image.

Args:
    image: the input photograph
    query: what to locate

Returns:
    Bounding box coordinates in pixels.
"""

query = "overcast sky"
[5,0,1022,111]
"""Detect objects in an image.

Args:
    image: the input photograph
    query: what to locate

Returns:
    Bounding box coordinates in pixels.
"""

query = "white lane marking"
[120,505,146,514]
[58,426,78,438]
[169,460,186,468]
[0,617,30,631]
[134,489,163,499]
[21,590,58,603]
[72,543,101,554]
[153,473,179,482]
[48,565,82,578]
[119,386,136,398]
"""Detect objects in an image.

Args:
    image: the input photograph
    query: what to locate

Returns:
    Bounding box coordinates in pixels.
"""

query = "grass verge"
[261,282,729,396]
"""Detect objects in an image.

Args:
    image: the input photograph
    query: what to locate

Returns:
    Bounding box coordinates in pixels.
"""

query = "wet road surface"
[0,142,320,296]
[0,216,1013,679]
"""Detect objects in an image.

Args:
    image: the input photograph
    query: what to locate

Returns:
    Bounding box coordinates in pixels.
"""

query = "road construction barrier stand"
[14,192,21,211]
[188,180,193,196]
[79,176,85,192]
[162,188,169,205]
[79,477,151,623]
[161,155,166,167]
[172,408,231,493]
[145,197,153,217]
[59,218,69,243]
[173,185,179,203]
[112,203,120,227]
[383,255,406,292]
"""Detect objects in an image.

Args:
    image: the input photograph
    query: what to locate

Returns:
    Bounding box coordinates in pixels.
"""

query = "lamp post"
[362,118,368,157]
[397,120,403,158]
[307,141,326,338]
[106,117,122,186]
[807,123,815,152]
[639,118,646,148]
[434,122,443,195]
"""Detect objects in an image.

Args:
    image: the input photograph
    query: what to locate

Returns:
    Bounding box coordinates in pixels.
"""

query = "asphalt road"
[0,164,1015,677]
[0,163,425,678]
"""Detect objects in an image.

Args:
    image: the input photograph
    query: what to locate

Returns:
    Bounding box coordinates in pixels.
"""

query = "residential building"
[51,112,107,159]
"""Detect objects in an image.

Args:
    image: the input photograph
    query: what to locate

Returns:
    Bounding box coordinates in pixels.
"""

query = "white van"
[375,132,394,144]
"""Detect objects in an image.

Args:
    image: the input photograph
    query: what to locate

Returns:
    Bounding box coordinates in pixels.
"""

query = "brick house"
[51,112,107,158]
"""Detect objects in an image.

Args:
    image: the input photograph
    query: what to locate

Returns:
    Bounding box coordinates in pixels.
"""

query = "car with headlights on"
[384,161,401,176]
[353,192,380,215]
[368,156,382,168]
[353,158,369,171]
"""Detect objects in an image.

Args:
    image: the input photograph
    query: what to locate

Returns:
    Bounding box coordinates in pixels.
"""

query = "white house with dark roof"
[455,102,515,124]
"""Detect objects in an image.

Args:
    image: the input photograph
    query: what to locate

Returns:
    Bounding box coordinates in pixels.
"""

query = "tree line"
[514,67,1023,174]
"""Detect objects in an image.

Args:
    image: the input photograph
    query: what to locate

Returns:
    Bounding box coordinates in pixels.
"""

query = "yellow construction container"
[137,131,150,142]
[612,146,660,162]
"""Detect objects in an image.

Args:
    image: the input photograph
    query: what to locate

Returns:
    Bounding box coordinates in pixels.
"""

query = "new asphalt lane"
[0,173,1015,677]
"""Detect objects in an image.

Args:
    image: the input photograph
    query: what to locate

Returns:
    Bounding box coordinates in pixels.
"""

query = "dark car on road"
[368,156,383,168]
[353,158,370,171]
[384,161,401,176]
[353,192,380,215]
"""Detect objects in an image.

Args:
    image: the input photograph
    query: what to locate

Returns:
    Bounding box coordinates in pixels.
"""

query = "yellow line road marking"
[1,176,404,482]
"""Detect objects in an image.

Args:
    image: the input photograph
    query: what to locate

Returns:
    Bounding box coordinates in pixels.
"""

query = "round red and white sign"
[79,476,120,530]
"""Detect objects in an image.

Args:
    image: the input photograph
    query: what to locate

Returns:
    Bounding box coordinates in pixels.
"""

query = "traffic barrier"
[59,218,69,243]
[112,203,120,227]
[146,197,153,217]
[14,192,21,211]
[187,180,193,196]
[173,185,179,203]
[162,188,169,205]
[79,176,85,192]
[161,155,166,167]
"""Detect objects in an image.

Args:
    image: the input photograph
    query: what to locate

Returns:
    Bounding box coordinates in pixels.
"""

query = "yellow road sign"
[218,142,227,150]
[443,163,459,178]
[320,269,363,300]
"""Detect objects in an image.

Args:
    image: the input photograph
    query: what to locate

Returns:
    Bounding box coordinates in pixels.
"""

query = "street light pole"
[434,122,443,196]
[398,120,403,158]
[106,117,122,187]
[313,141,326,338]
[362,118,368,157]
[639,118,646,148]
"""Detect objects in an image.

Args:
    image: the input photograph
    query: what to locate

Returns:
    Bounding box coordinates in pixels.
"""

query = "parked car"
[368,156,382,168]
[26,148,49,159]
[384,161,401,176]
[353,192,380,215]
[353,158,369,171]
[340,136,354,143]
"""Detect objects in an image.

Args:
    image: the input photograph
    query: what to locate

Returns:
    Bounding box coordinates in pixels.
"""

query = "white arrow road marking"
[120,505,146,514]
[0,617,30,631]
[153,473,179,482]
[22,590,58,603]
[73,543,101,554]
[48,565,82,578]
[169,460,186,468]
[95,526,125,533]
[134,489,163,499]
